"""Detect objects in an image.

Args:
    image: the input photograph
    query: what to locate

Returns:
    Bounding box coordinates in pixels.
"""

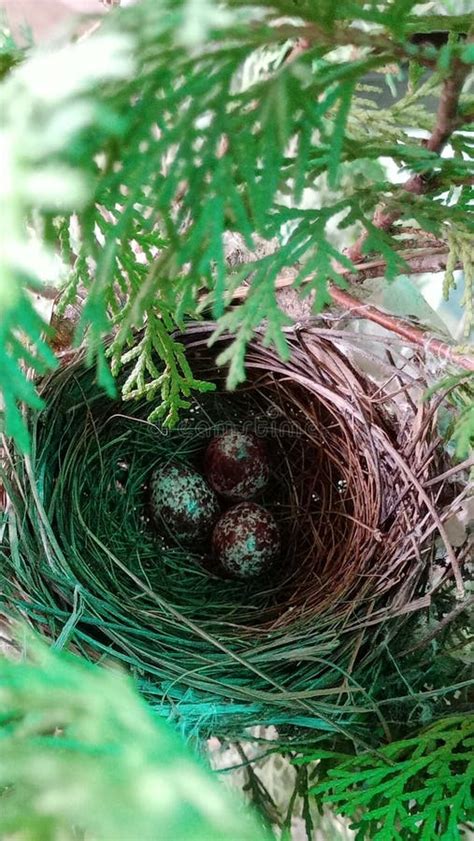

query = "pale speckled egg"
[212,502,280,579]
[150,462,219,544]
[204,429,270,500]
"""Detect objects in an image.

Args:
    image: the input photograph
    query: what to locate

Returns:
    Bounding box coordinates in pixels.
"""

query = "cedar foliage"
[0,635,269,841]
[0,0,473,451]
[271,594,473,841]
[302,716,473,841]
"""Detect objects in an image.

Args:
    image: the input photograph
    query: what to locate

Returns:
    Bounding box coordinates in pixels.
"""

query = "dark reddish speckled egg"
[212,502,280,579]
[150,462,219,544]
[204,429,270,500]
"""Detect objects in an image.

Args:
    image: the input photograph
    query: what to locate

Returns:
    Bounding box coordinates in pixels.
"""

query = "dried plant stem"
[398,594,474,656]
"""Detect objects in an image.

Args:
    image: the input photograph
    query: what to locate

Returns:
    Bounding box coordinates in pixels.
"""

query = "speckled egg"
[150,462,219,544]
[212,502,280,579]
[204,429,270,500]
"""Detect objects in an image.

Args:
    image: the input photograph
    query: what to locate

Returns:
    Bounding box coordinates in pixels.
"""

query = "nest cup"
[1,322,466,739]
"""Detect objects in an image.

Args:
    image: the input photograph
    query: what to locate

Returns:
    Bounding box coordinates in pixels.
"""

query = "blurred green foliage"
[0,635,270,841]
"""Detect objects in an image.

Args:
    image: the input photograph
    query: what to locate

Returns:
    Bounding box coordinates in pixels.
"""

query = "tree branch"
[327,285,474,372]
[233,245,456,295]
[273,28,473,365]
[232,247,474,372]
[276,23,438,70]
[425,52,473,153]
[346,38,473,263]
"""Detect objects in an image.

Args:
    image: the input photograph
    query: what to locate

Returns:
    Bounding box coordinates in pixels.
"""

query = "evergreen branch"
[233,274,474,371]
[0,635,269,841]
[232,247,474,373]
[445,226,474,337]
[404,14,472,36]
[0,26,136,450]
[232,246,459,300]
[258,20,446,70]
[116,311,215,426]
[1,0,473,450]
[306,715,474,841]
[273,20,473,364]
[347,34,474,263]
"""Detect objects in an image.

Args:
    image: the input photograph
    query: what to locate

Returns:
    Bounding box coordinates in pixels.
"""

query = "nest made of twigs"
[0,322,468,740]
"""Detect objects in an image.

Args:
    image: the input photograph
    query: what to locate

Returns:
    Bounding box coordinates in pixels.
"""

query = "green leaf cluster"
[305,716,473,841]
[0,289,57,452]
[425,371,474,459]
[279,593,474,841]
[444,226,474,337]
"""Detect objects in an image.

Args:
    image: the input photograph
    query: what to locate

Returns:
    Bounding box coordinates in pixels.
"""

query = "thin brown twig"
[423,456,474,487]
[398,594,474,657]
[232,246,457,300]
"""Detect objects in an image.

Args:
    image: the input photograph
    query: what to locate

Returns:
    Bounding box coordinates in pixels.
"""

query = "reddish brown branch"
[328,285,474,371]
[426,55,473,153]
[232,246,474,372]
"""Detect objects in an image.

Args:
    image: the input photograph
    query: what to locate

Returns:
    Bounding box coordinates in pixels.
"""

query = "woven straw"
[0,321,468,740]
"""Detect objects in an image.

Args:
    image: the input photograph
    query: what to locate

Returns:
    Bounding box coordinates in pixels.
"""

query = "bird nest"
[0,322,468,739]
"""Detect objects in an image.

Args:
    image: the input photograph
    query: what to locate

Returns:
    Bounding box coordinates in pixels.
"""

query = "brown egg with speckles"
[212,502,280,579]
[204,429,270,501]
